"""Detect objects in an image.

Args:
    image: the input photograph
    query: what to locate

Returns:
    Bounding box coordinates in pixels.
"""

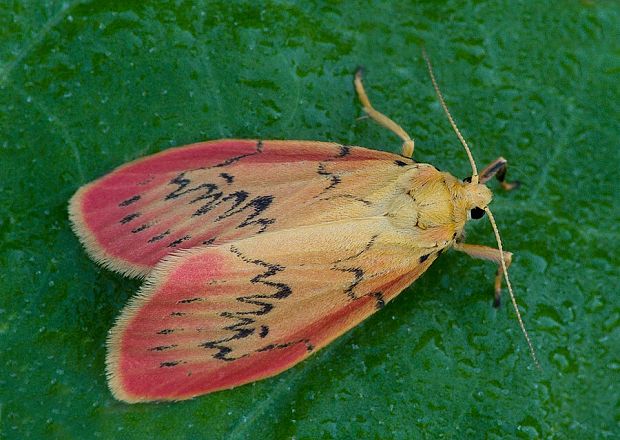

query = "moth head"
[463,180,492,221]
[440,175,492,225]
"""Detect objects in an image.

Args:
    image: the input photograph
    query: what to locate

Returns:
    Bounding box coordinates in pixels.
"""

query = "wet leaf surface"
[1,1,618,438]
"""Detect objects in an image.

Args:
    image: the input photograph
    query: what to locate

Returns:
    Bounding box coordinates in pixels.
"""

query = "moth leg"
[452,243,513,308]
[479,157,520,191]
[354,68,415,158]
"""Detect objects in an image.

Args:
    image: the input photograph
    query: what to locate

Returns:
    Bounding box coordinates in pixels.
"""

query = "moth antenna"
[485,207,541,369]
[422,48,479,184]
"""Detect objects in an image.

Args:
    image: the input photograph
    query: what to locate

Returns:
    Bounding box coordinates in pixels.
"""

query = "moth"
[69,51,537,403]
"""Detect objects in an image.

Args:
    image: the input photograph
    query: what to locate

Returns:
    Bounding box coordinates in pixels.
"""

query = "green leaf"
[1,1,618,439]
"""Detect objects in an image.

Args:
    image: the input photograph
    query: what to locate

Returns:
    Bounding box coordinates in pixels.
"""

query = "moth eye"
[470,207,485,219]
[463,176,472,183]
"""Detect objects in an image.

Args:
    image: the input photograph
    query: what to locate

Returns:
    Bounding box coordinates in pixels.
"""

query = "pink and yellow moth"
[69,51,537,403]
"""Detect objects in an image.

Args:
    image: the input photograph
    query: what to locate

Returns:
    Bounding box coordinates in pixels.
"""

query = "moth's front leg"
[478,157,520,191]
[452,243,513,308]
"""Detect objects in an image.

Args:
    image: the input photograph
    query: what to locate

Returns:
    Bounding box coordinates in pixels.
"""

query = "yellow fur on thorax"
[383,165,493,249]
[383,166,460,240]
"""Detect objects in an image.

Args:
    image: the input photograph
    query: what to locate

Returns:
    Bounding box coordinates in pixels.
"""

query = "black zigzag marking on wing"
[330,234,379,299]
[199,246,292,361]
[256,338,314,353]
[207,140,264,169]
[119,195,141,207]
[215,195,275,233]
[315,144,352,195]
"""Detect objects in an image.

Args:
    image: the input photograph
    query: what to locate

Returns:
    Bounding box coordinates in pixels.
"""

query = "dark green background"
[1,1,618,439]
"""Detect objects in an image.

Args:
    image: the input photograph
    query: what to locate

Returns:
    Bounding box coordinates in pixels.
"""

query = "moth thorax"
[406,178,456,230]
